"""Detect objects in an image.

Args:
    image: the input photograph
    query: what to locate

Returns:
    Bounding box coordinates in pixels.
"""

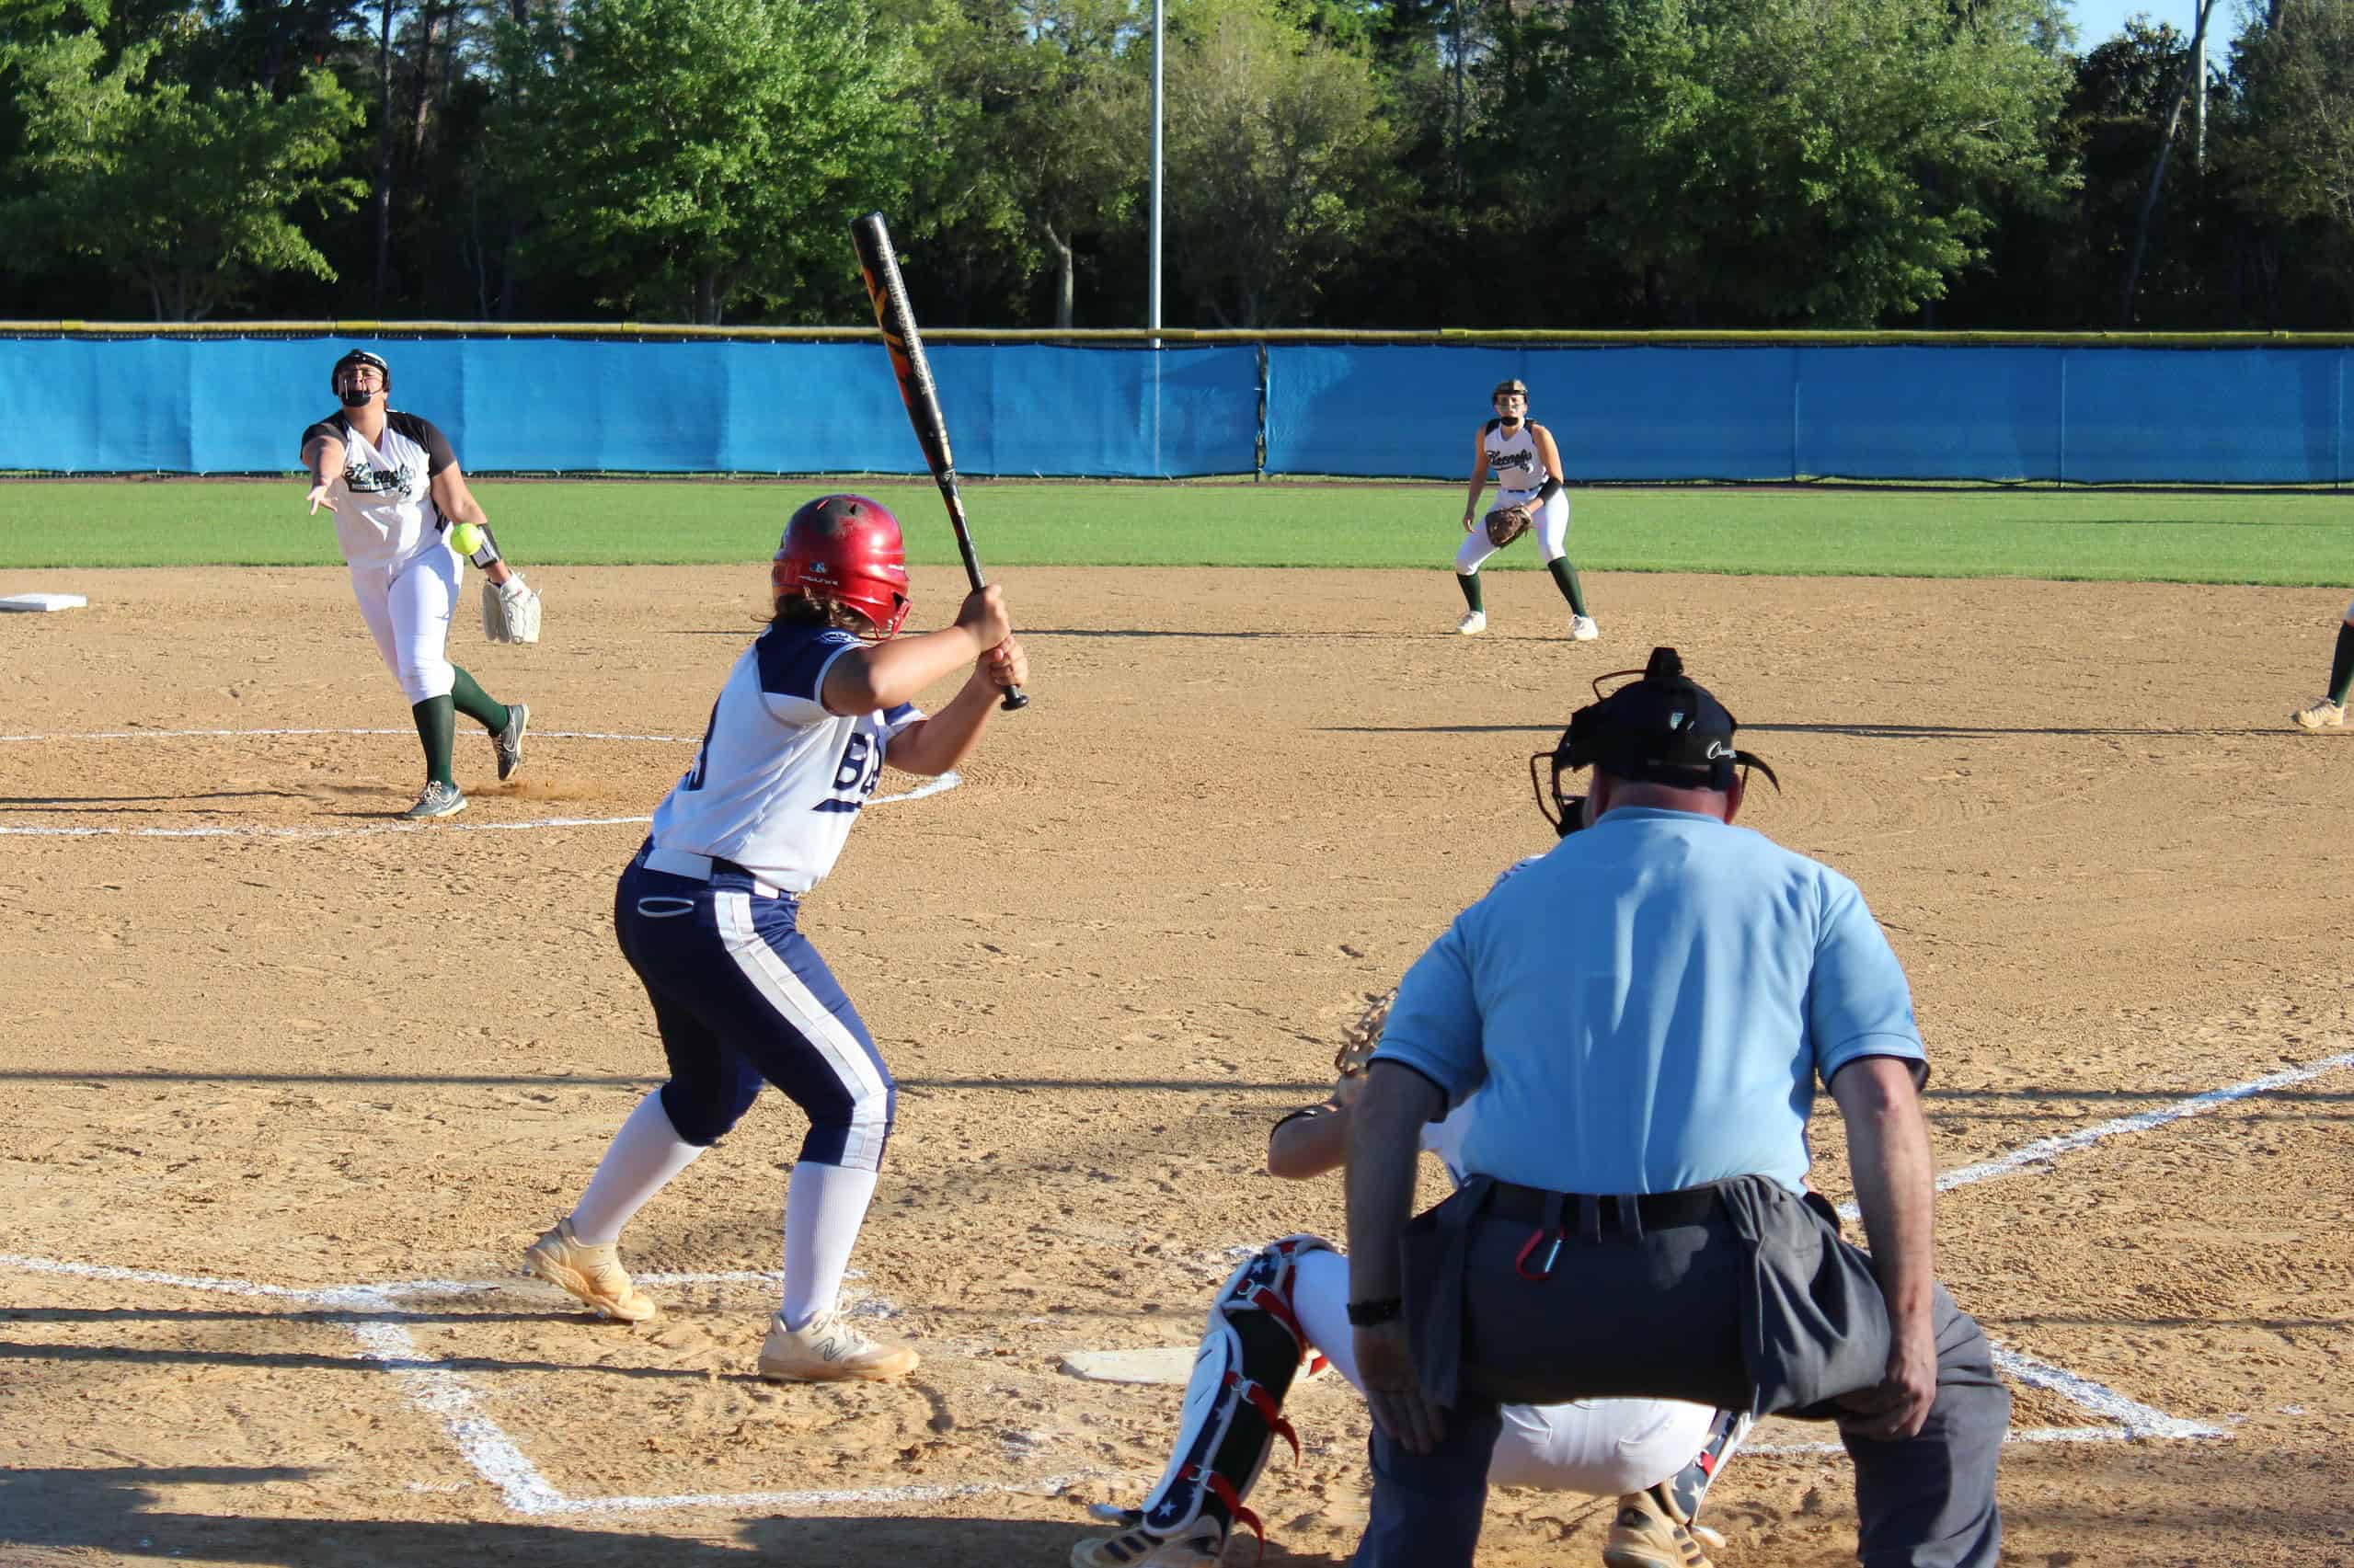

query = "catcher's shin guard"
[1124,1236,1333,1557]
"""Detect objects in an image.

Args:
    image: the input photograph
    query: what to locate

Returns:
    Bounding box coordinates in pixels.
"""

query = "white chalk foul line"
[1833,1047,2354,1223]
[316,1284,569,1516]
[0,1252,319,1300]
[0,771,959,839]
[1991,1345,2226,1440]
[0,727,700,744]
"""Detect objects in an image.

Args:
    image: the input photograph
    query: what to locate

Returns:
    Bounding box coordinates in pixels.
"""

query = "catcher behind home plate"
[1071,981,1751,1568]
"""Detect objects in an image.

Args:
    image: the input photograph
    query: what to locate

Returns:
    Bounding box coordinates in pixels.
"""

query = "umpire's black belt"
[1485,1181,1722,1233]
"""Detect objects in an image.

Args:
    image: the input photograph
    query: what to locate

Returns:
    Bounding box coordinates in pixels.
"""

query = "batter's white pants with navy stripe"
[614,854,895,1173]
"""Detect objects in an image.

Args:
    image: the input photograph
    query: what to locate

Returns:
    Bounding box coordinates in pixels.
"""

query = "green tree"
[498,0,915,324]
[2227,0,2354,315]
[0,31,363,318]
[1163,0,1404,325]
[1519,0,2072,325]
[908,0,1144,327]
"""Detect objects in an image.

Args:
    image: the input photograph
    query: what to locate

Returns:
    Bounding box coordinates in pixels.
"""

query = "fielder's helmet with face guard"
[331,349,391,399]
[771,494,913,638]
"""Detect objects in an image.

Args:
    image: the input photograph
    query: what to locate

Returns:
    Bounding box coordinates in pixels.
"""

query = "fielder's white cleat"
[1070,1518,1225,1568]
[757,1310,918,1382]
[1455,610,1487,635]
[1570,614,1601,642]
[522,1217,659,1322]
[2293,697,2345,731]
[494,700,530,782]
[1602,1482,1715,1568]
[402,780,468,819]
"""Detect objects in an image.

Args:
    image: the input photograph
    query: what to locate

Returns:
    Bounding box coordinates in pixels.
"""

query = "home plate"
[0,593,87,612]
[1060,1347,1196,1385]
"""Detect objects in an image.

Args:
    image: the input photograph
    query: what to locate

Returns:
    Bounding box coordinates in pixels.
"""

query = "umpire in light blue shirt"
[1343,648,2008,1568]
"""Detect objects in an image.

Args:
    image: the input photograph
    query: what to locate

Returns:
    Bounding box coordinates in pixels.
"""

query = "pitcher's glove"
[1484,504,1534,548]
[482,571,542,644]
[1333,988,1396,1105]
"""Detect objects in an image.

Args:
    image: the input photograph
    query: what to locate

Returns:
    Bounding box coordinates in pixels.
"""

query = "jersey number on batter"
[816,730,881,815]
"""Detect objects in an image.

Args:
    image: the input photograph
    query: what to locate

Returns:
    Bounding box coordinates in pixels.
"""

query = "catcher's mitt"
[1333,988,1395,1104]
[1484,503,1534,549]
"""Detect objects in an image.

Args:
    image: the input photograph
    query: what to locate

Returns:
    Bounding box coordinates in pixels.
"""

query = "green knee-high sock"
[450,666,511,735]
[1457,572,1484,613]
[1546,557,1590,617]
[411,695,457,787]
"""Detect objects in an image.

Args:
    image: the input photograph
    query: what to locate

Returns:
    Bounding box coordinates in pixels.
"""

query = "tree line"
[0,0,2348,329]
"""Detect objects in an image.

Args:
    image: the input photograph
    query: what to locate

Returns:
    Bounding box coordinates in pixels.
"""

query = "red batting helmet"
[772,494,912,638]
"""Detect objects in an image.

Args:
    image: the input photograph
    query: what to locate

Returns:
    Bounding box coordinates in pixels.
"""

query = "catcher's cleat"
[1602,1482,1716,1568]
[1571,614,1601,642]
[522,1217,659,1322]
[1456,610,1487,635]
[494,700,530,782]
[402,780,468,819]
[757,1310,918,1382]
[1070,1518,1224,1568]
[2293,697,2345,731]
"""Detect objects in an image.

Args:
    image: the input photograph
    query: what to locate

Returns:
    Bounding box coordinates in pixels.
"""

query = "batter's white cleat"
[2293,697,2345,731]
[1602,1483,1716,1568]
[1070,1519,1225,1568]
[1570,614,1601,642]
[494,701,530,782]
[758,1310,918,1382]
[522,1217,659,1322]
[402,780,467,819]
[1455,610,1487,635]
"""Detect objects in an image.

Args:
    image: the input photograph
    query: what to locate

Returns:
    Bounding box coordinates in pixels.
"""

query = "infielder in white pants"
[1455,378,1597,642]
[1072,1084,1749,1568]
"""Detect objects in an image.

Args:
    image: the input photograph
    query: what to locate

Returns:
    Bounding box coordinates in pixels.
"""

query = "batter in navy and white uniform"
[1453,378,1597,642]
[299,348,534,819]
[523,493,1027,1384]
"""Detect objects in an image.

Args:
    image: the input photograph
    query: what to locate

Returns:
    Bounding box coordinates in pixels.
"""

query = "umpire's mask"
[1531,646,1778,836]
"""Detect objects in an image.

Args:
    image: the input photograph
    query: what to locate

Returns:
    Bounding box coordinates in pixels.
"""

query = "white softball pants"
[349,543,460,703]
[1455,486,1570,574]
[1288,1245,1717,1495]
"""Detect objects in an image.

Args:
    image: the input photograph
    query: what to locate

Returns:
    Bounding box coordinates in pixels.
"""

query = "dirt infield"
[2,563,2349,1567]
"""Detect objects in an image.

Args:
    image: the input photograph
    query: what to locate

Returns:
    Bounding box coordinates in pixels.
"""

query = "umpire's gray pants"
[1349,1188,2009,1568]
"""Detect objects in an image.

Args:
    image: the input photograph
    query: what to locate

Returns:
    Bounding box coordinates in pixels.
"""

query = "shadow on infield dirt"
[0,1462,1351,1567]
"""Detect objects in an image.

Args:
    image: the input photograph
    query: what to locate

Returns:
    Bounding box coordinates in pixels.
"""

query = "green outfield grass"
[2,478,2348,583]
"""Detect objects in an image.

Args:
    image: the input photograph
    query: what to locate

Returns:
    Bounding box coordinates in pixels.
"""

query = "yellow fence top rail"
[4,322,2354,349]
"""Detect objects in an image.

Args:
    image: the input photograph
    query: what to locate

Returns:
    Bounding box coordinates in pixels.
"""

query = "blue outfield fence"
[1,332,2348,484]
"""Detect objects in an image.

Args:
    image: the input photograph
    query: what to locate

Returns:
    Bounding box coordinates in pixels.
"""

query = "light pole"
[1150,0,1165,348]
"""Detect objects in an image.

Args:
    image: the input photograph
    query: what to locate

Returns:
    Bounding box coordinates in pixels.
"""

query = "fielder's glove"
[1333,988,1395,1105]
[483,571,543,644]
[1485,504,1534,549]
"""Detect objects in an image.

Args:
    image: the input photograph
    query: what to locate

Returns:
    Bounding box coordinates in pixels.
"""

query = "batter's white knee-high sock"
[779,1160,880,1329]
[568,1090,705,1245]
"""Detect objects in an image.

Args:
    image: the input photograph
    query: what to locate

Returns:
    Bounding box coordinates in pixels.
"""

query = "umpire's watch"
[1346,1296,1404,1326]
